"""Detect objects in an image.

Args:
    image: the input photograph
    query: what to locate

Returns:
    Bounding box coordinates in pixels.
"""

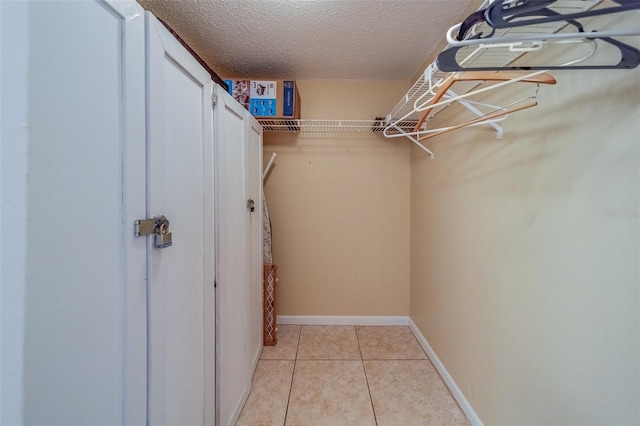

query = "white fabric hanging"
[262,192,273,264]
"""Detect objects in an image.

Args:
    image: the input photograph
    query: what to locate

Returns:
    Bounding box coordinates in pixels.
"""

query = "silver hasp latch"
[134,218,156,237]
[134,215,173,249]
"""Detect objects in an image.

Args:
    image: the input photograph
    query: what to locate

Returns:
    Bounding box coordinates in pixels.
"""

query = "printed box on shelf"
[224,79,301,119]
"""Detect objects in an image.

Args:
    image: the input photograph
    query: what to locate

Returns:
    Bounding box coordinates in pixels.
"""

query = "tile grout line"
[355,326,379,426]
[282,325,303,426]
[364,358,431,361]
[294,358,366,361]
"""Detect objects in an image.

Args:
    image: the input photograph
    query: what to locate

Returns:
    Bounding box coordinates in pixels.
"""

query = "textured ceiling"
[136,0,474,80]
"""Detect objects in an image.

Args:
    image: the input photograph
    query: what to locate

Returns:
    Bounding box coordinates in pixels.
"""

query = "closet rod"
[263,152,277,181]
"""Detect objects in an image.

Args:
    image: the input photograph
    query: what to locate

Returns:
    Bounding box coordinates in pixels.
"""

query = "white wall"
[410,15,640,425]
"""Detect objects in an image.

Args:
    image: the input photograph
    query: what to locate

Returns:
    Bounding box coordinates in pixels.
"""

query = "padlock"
[155,231,172,249]
[155,220,173,249]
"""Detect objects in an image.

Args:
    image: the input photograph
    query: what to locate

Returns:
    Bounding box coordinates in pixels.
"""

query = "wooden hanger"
[417,101,538,141]
[413,71,556,132]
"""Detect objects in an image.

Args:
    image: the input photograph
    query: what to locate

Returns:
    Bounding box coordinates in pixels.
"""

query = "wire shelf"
[257,119,419,134]
[258,0,604,138]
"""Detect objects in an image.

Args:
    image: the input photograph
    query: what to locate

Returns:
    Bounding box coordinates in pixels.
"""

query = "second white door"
[146,13,215,426]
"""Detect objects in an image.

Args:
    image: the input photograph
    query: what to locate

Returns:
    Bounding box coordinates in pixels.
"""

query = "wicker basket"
[263,264,278,346]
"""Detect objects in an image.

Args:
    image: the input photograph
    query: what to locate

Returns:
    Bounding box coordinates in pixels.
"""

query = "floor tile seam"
[362,357,470,424]
[283,326,303,426]
[260,357,297,361]
[294,358,364,361]
[362,358,430,361]
[355,326,379,426]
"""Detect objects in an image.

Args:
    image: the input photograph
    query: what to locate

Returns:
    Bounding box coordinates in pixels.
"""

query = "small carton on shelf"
[224,79,250,111]
[224,79,301,119]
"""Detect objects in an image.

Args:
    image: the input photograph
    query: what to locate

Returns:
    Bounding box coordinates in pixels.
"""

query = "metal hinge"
[211,93,217,108]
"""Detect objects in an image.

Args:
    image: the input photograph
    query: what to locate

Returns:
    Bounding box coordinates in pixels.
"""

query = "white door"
[3,1,147,424]
[146,13,215,425]
[214,86,251,426]
[246,118,264,370]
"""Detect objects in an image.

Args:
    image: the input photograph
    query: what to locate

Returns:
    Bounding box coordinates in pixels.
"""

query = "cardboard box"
[224,79,300,119]
[224,80,250,111]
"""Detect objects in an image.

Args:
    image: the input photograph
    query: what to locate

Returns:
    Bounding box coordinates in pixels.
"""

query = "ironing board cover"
[262,192,273,264]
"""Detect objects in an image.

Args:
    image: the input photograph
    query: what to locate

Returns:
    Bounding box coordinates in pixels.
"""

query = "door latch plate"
[134,218,157,237]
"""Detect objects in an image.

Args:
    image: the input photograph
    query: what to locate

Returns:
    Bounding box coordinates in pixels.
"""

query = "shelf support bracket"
[447,89,503,139]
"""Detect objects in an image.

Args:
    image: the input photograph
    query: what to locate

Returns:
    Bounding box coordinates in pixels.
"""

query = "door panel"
[214,86,251,426]
[146,13,214,425]
[19,1,147,424]
[246,119,264,370]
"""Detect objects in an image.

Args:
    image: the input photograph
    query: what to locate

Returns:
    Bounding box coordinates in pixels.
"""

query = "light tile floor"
[237,325,469,426]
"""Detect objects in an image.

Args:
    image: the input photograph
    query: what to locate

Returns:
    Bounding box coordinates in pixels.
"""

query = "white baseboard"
[408,319,483,426]
[277,315,410,326]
